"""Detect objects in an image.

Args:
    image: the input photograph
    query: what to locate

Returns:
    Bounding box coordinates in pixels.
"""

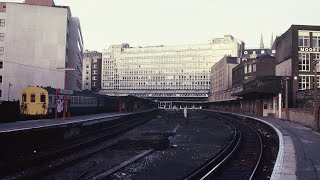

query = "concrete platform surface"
[0,109,155,133]
[260,116,320,180]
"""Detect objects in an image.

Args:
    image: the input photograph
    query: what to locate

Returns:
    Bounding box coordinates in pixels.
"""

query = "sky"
[4,0,320,51]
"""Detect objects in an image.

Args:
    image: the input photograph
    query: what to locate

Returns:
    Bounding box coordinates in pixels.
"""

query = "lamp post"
[284,76,297,120]
[8,83,12,101]
[285,77,289,120]
[312,60,319,130]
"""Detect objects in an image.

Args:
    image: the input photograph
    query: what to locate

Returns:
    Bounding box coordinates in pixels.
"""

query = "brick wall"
[280,108,314,128]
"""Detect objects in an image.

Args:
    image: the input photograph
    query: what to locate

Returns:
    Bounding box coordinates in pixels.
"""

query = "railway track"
[1,111,159,179]
[185,112,264,180]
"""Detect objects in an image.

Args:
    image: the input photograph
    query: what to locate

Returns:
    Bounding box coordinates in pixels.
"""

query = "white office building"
[101,35,242,100]
[0,0,83,101]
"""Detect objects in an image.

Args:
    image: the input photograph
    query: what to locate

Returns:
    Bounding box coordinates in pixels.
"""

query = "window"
[313,35,320,48]
[244,65,247,73]
[0,19,5,27]
[298,76,311,90]
[248,64,252,73]
[0,33,4,41]
[299,53,310,71]
[0,61,2,68]
[298,35,310,47]
[92,76,97,80]
[22,94,27,102]
[40,94,46,103]
[0,90,1,97]
[253,64,256,72]
[31,94,36,102]
[0,75,2,83]
[0,47,4,55]
[93,59,98,63]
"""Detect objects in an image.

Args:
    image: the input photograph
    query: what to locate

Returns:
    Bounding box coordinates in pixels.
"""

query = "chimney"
[25,0,55,7]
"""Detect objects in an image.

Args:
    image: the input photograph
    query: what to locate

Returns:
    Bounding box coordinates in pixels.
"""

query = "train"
[19,86,154,119]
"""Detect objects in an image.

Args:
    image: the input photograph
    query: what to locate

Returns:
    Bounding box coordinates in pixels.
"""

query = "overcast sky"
[4,0,320,51]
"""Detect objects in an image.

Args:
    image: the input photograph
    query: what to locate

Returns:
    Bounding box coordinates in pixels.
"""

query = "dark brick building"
[274,25,320,107]
[232,54,280,116]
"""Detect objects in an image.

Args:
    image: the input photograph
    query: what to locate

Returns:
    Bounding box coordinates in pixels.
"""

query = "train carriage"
[19,86,119,119]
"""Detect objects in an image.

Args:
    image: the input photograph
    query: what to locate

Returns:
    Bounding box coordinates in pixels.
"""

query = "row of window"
[298,53,320,71]
[298,35,320,48]
[298,76,320,90]
[21,93,46,103]
[106,86,210,90]
[48,95,97,105]
[244,64,256,74]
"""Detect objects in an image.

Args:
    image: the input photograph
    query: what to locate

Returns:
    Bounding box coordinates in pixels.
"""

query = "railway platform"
[0,109,156,134]
[211,110,319,180]
[259,116,320,180]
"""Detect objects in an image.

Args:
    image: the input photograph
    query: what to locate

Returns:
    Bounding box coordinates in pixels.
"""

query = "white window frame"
[299,53,310,71]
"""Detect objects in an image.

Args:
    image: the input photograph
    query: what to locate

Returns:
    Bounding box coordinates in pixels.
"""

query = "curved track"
[185,112,263,180]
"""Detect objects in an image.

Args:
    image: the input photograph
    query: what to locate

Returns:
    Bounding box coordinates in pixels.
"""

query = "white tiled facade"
[101,35,242,99]
[0,1,83,101]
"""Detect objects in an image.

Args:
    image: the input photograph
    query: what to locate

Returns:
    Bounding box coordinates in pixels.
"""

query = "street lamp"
[7,83,12,101]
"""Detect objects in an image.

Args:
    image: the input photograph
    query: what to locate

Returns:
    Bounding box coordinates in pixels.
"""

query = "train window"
[74,97,78,104]
[30,94,35,102]
[40,94,46,103]
[22,94,26,103]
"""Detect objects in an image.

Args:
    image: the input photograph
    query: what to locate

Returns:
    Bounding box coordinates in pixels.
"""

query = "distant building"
[274,25,320,107]
[101,35,243,100]
[232,54,280,116]
[0,0,83,101]
[209,55,241,102]
[83,50,102,91]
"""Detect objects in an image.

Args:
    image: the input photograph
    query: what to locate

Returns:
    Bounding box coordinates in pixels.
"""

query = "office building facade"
[83,50,102,91]
[0,0,83,101]
[101,35,242,100]
[209,56,240,102]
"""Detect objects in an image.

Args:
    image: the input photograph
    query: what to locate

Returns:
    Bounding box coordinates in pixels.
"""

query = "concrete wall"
[2,3,69,101]
[0,11,5,100]
[66,17,83,91]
